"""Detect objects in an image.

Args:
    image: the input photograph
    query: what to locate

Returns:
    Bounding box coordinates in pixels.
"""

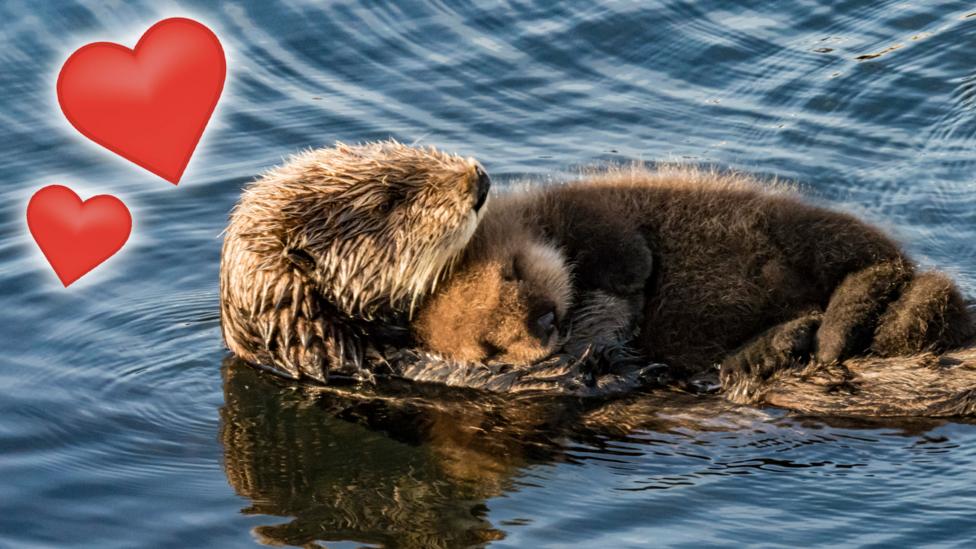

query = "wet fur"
[723,346,976,417]
[220,141,485,382]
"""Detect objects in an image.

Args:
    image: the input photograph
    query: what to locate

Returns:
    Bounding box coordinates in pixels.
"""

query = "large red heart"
[27,185,132,287]
[57,17,225,184]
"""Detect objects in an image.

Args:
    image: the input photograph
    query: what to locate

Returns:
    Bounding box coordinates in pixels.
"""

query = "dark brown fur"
[488,166,973,378]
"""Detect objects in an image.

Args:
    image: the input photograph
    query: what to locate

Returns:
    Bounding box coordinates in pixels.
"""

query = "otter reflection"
[219,357,960,547]
[220,356,561,547]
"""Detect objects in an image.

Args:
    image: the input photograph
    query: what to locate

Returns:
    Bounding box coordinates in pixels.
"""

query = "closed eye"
[512,254,525,281]
[381,187,409,213]
[480,341,504,362]
[502,254,525,282]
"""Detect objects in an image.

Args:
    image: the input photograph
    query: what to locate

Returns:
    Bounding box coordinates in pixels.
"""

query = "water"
[2,0,975,546]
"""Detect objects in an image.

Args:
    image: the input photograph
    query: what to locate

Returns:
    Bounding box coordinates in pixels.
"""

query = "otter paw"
[720,313,821,385]
[871,271,976,357]
[814,260,912,364]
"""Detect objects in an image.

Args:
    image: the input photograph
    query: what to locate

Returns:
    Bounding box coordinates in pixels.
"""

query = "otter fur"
[409,166,976,415]
[476,166,974,379]
[219,141,490,382]
[412,213,572,366]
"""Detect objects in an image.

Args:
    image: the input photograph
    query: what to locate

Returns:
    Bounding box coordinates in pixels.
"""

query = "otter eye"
[286,247,316,276]
[480,341,503,362]
[378,187,408,214]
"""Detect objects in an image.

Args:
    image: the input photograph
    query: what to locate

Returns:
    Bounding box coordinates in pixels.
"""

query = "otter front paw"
[871,271,976,356]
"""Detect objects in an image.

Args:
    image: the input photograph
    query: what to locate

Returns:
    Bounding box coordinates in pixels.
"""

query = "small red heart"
[57,17,225,184]
[27,185,132,287]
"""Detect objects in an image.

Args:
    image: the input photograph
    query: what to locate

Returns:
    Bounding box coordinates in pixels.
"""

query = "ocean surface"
[2,0,976,547]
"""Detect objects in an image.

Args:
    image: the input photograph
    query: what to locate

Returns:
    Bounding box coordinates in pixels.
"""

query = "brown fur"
[219,141,489,382]
[412,217,571,365]
[485,166,973,377]
[723,346,976,417]
[411,166,976,414]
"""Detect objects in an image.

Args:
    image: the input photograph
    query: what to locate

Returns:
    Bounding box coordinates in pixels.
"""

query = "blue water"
[2,1,976,547]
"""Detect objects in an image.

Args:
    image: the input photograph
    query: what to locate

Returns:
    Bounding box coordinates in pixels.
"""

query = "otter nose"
[529,308,558,344]
[473,165,490,212]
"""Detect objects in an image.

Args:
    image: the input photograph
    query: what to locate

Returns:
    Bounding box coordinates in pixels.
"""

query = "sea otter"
[412,194,976,416]
[465,166,974,381]
[219,141,490,382]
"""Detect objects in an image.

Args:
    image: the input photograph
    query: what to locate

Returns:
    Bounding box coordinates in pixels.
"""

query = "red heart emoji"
[57,17,225,184]
[27,185,132,287]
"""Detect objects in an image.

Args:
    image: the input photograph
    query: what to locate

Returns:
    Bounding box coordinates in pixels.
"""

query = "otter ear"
[285,247,317,277]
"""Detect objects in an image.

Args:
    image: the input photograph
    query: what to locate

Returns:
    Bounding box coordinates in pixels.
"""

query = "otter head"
[412,233,572,365]
[259,141,490,316]
[220,141,490,381]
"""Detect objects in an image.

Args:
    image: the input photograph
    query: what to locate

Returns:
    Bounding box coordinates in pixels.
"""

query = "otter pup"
[481,166,974,381]
[414,217,976,416]
[220,141,490,382]
[412,222,571,366]
[405,209,657,395]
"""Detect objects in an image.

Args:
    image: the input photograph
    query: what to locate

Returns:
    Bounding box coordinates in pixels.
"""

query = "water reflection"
[221,357,516,546]
[220,357,964,546]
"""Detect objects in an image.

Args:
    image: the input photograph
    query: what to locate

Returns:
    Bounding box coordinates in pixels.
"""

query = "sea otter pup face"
[412,237,572,365]
[220,141,490,380]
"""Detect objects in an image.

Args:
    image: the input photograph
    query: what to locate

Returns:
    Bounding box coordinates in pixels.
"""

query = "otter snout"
[473,165,490,212]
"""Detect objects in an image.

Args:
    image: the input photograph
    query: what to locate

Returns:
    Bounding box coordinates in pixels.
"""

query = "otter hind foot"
[871,271,976,357]
[815,260,912,364]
